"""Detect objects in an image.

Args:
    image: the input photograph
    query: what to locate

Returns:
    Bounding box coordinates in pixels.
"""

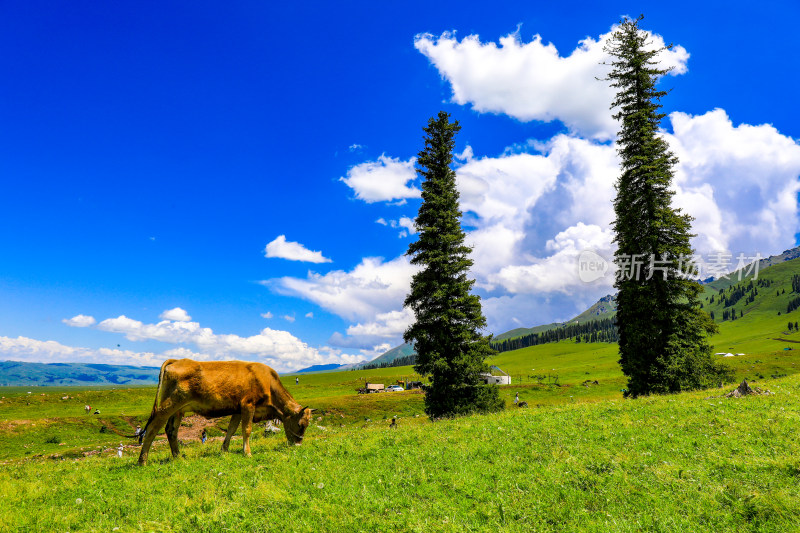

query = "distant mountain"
[294,364,345,374]
[570,294,617,324]
[292,361,368,375]
[0,361,160,387]
[492,323,563,342]
[488,296,618,347]
[359,343,415,369]
[756,246,800,269]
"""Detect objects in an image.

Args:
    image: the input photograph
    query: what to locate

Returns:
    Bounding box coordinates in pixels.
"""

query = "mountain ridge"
[0,361,160,387]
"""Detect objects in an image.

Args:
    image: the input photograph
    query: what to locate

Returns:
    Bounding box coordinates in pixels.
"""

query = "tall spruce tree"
[404,111,504,418]
[605,16,729,397]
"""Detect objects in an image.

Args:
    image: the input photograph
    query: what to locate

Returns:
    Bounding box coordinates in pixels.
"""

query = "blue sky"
[2,1,800,371]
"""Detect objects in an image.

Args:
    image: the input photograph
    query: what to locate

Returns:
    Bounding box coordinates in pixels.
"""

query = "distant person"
[389,416,397,429]
[295,377,299,385]
[134,426,142,437]
[94,409,100,415]
[117,444,124,458]
[201,429,207,444]
[514,393,519,405]
[84,405,91,414]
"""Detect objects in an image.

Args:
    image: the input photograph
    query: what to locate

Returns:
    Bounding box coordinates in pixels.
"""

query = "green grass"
[4,258,800,530]
[2,327,796,464]
[2,374,800,531]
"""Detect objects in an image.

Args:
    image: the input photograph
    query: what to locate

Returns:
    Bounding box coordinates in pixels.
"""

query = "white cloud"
[340,154,419,203]
[264,235,332,263]
[0,335,166,367]
[462,111,800,295]
[62,314,96,328]
[456,147,562,278]
[269,26,797,343]
[317,298,437,353]
[326,330,399,357]
[667,109,800,257]
[161,347,214,361]
[331,108,799,335]
[159,307,192,322]
[305,312,314,319]
[91,314,362,371]
[325,334,394,360]
[376,216,417,237]
[398,217,416,237]
[489,222,615,294]
[261,312,273,319]
[370,343,393,355]
[267,255,418,323]
[415,28,688,140]
[345,308,413,340]
[283,315,295,323]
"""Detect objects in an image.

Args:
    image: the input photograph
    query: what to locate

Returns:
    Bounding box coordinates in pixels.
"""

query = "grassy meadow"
[2,370,800,531]
[3,260,800,530]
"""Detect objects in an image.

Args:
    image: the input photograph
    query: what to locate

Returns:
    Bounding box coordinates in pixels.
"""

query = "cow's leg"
[241,405,255,457]
[222,414,241,452]
[165,410,184,458]
[138,400,183,466]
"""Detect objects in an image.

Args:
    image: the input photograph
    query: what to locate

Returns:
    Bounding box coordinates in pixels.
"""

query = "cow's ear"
[303,406,317,413]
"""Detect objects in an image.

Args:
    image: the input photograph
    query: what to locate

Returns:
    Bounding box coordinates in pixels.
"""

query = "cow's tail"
[139,359,176,443]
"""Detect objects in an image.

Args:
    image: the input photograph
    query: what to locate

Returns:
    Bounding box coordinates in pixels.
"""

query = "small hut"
[480,365,511,385]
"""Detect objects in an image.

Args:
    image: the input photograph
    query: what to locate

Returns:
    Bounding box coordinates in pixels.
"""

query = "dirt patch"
[178,414,218,441]
[0,419,32,430]
[121,415,142,427]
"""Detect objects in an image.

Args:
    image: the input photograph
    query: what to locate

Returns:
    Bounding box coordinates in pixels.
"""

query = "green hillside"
[694,258,800,355]
[2,371,800,531]
[4,253,800,530]
[5,265,800,530]
[701,256,800,319]
[486,257,800,382]
[487,247,800,348]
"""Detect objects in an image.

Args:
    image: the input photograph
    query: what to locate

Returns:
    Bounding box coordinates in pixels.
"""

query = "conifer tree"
[605,16,729,396]
[404,111,504,418]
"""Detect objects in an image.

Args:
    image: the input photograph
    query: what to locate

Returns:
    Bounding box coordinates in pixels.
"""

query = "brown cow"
[138,358,313,465]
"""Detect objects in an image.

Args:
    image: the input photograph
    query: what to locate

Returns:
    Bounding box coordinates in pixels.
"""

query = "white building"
[480,366,511,385]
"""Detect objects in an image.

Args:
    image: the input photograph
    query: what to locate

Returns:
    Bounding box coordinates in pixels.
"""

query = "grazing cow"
[138,359,314,465]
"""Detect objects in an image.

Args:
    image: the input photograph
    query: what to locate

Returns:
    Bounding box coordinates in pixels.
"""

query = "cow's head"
[284,405,314,445]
